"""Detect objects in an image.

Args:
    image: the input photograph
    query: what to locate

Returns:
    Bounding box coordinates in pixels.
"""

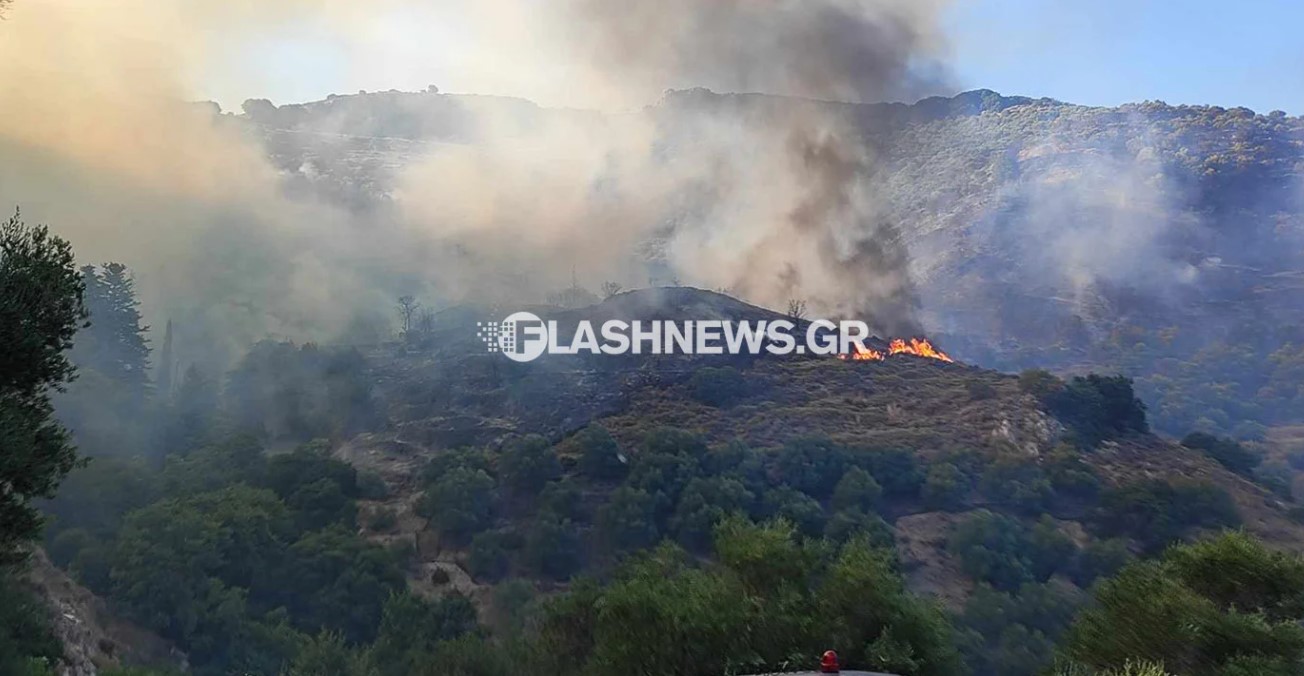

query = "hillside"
[328,288,1304,612]
[20,90,1304,674]
[230,87,1304,441]
[31,282,1304,676]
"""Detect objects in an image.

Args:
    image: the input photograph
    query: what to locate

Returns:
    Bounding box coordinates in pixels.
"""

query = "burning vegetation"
[840,337,955,363]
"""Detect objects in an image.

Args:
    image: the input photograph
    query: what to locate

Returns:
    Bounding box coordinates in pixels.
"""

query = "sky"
[202,0,1304,114]
[945,0,1304,114]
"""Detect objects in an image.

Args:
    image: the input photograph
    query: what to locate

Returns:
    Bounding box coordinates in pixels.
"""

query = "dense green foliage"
[1021,371,1150,447]
[0,211,86,561]
[0,212,87,671]
[529,518,962,676]
[1093,479,1241,554]
[1064,532,1304,675]
[40,437,452,675]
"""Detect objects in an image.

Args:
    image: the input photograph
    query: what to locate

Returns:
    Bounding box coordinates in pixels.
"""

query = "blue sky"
[945,0,1304,113]
[212,0,1304,114]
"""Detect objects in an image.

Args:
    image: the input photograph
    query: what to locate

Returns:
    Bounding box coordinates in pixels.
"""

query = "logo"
[478,312,549,363]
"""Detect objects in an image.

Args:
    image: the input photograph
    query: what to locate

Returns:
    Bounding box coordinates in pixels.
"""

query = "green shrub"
[689,366,748,407]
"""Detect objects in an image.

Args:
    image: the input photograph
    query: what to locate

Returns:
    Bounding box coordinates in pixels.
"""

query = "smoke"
[555,0,947,105]
[390,0,952,333]
[0,0,407,367]
[0,0,952,371]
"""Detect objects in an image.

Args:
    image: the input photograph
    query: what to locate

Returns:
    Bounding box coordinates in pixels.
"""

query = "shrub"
[468,531,514,582]
[830,467,882,513]
[689,366,748,407]
[418,467,496,544]
[368,508,398,533]
[498,435,561,496]
[922,463,970,511]
[1093,480,1240,554]
[1045,375,1149,447]
[575,425,627,481]
[1180,432,1261,476]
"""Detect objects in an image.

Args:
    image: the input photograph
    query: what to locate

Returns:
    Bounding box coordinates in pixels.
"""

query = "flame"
[888,338,955,362]
[839,337,954,363]
[838,344,885,361]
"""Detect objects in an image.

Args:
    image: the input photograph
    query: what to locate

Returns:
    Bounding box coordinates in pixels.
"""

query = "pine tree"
[95,263,151,402]
[157,319,175,402]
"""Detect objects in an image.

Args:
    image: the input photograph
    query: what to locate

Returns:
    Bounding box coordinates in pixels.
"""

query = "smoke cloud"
[0,0,953,370]
[393,0,952,334]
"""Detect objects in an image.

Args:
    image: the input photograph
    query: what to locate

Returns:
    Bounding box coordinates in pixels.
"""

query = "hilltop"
[226,87,1304,441]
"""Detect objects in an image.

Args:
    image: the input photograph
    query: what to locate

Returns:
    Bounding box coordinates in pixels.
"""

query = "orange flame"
[838,344,885,362]
[839,338,954,363]
[888,338,955,363]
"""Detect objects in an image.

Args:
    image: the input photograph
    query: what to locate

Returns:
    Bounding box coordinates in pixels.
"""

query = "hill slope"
[234,87,1304,439]
[336,288,1304,613]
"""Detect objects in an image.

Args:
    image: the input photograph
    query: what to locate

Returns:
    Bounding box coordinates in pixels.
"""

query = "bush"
[830,467,882,513]
[689,366,748,407]
[948,511,1034,591]
[1073,539,1134,587]
[1093,480,1241,553]
[367,508,398,533]
[468,530,516,583]
[0,568,62,674]
[1063,533,1304,676]
[1045,375,1149,447]
[979,459,1053,513]
[922,463,970,511]
[1180,432,1261,476]
[418,468,496,544]
[498,435,561,496]
[523,517,582,581]
[597,487,659,553]
[575,425,627,481]
[861,448,924,499]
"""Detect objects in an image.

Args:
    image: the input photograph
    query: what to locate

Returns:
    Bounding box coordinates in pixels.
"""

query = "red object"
[820,649,840,673]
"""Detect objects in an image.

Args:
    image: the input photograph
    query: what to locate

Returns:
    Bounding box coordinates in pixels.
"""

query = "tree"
[922,462,970,511]
[523,516,581,581]
[598,487,659,553]
[1180,432,1260,476]
[1045,375,1149,447]
[575,426,627,481]
[418,467,495,544]
[689,366,747,407]
[78,263,151,402]
[948,510,1033,591]
[155,319,175,403]
[396,296,419,338]
[1093,479,1240,553]
[498,435,561,496]
[273,527,407,643]
[816,536,964,676]
[0,569,63,674]
[468,530,514,582]
[0,210,86,560]
[370,592,478,676]
[786,299,807,320]
[160,365,217,455]
[600,281,623,299]
[1064,532,1304,676]
[831,466,883,513]
[287,632,375,676]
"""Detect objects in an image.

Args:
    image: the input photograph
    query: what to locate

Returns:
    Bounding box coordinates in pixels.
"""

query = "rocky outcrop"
[26,551,185,675]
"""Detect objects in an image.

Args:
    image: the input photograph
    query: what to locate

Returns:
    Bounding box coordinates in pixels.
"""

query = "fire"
[839,337,954,364]
[839,344,885,362]
[888,338,955,363]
